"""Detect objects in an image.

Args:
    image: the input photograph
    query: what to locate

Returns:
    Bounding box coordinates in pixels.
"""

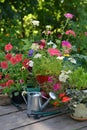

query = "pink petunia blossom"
[64,13,74,19]
[53,83,61,91]
[48,48,61,56]
[62,40,72,49]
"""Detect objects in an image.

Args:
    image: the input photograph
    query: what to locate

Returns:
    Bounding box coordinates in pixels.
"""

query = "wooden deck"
[0,103,87,130]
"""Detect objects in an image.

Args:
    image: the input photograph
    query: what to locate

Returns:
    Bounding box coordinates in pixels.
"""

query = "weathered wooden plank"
[0,104,26,116]
[12,114,87,130]
[0,108,66,130]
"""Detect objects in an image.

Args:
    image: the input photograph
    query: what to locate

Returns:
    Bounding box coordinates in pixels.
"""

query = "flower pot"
[11,91,24,104]
[0,94,11,106]
[70,103,87,121]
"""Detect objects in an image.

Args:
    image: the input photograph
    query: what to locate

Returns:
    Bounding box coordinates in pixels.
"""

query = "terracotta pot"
[0,94,11,106]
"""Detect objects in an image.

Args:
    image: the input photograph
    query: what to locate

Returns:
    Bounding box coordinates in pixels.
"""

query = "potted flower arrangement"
[0,43,29,104]
[66,67,87,120]
[66,89,87,120]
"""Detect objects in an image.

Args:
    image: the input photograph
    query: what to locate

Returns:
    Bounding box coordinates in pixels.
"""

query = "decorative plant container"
[0,94,11,106]
[70,103,87,121]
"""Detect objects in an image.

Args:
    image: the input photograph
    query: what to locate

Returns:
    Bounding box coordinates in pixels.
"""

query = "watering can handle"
[22,91,27,104]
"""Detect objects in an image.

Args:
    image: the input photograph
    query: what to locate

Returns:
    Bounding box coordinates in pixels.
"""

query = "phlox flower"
[64,13,74,19]
[62,40,72,49]
[48,48,61,56]
[65,30,76,37]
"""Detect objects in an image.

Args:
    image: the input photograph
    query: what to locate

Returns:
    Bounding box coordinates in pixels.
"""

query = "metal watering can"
[22,90,56,116]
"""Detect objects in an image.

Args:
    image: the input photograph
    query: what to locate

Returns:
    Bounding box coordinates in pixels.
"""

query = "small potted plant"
[66,67,87,120]
[66,89,87,120]
[0,43,29,104]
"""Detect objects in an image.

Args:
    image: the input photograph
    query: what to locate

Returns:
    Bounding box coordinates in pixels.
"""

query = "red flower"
[5,43,13,51]
[6,80,14,87]
[0,83,6,87]
[59,93,66,98]
[61,96,71,103]
[22,59,29,68]
[5,53,12,60]
[10,56,17,65]
[36,75,49,84]
[5,74,10,79]
[1,61,8,69]
[15,54,22,62]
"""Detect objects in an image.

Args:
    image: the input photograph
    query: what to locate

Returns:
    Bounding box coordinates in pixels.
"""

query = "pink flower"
[85,32,87,36]
[15,54,22,62]
[53,83,61,91]
[65,30,76,37]
[6,79,14,87]
[1,61,8,69]
[62,40,72,49]
[39,39,46,49]
[48,48,61,56]
[64,13,74,19]
[5,53,12,60]
[5,43,13,51]
[48,76,53,82]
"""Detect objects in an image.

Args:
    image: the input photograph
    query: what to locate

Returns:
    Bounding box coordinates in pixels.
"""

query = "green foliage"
[32,53,63,76]
[68,67,87,90]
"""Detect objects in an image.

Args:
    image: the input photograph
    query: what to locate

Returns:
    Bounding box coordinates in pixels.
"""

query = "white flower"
[68,58,76,64]
[46,25,51,29]
[47,40,54,45]
[56,56,64,60]
[32,20,40,26]
[31,43,39,50]
[53,44,57,48]
[59,73,69,82]
[66,70,72,74]
[34,53,42,58]
[27,60,34,67]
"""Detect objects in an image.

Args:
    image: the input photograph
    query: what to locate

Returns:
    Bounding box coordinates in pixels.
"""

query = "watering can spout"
[40,92,57,110]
